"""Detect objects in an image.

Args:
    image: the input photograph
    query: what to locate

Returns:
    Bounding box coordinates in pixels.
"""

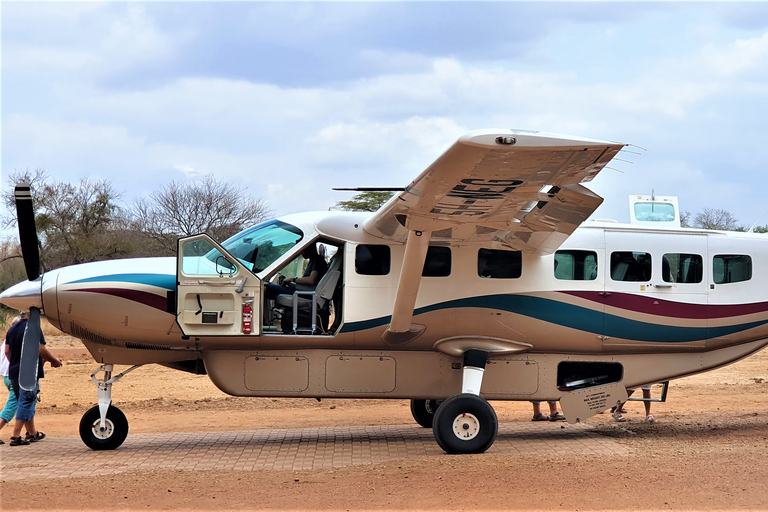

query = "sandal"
[549,412,566,422]
[10,436,30,446]
[612,412,627,422]
[531,413,549,421]
[646,415,655,423]
[25,432,45,442]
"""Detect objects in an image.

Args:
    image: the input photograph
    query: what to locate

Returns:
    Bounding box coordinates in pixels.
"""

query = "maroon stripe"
[562,291,768,319]
[74,288,168,312]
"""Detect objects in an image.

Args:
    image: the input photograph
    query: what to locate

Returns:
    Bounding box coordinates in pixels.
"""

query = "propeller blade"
[19,307,42,392]
[14,183,41,281]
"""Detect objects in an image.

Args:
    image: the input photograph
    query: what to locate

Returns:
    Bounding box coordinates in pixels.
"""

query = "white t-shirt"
[0,340,9,377]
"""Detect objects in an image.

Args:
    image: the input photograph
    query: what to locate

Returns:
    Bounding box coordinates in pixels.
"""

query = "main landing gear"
[431,349,498,454]
[79,364,140,450]
[410,399,441,428]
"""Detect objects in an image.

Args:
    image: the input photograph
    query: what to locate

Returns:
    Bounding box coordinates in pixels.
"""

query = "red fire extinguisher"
[242,301,253,334]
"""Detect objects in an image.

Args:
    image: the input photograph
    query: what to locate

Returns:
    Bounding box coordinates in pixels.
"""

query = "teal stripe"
[341,294,768,343]
[69,273,175,291]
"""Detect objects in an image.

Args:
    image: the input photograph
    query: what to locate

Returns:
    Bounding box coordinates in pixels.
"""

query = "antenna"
[332,187,405,192]
[747,206,768,232]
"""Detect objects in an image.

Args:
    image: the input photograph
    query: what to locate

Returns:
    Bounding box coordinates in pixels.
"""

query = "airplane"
[2,128,767,455]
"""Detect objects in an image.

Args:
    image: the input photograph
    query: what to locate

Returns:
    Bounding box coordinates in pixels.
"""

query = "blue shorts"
[10,378,38,423]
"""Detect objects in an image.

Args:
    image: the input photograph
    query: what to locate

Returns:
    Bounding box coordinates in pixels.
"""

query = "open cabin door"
[176,234,261,337]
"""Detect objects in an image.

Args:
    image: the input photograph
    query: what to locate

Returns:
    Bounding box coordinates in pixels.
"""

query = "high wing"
[364,129,625,254]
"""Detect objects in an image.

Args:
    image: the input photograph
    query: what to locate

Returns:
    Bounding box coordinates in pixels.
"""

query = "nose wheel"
[79,404,129,450]
[432,394,497,454]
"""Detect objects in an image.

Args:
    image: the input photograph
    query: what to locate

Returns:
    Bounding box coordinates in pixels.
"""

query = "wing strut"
[382,229,432,344]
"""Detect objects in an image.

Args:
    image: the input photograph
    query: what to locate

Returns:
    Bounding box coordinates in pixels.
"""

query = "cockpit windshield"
[210,220,304,273]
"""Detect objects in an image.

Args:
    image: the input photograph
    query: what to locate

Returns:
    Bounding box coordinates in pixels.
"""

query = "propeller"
[13,182,43,391]
[14,183,41,281]
[18,307,42,392]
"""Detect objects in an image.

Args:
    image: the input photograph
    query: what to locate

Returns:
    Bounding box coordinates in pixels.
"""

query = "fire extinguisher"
[242,301,253,334]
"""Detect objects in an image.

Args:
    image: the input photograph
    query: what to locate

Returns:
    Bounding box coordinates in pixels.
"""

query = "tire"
[410,399,440,428]
[79,404,129,450]
[432,394,498,454]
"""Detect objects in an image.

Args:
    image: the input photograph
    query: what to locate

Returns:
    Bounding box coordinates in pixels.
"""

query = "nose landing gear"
[78,364,140,450]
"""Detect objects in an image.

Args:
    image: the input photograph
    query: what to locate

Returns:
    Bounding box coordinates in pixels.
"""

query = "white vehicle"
[3,129,767,454]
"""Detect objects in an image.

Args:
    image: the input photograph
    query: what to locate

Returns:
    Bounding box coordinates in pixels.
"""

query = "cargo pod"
[176,234,261,337]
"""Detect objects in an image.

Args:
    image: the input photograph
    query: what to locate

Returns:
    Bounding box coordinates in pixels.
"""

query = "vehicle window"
[555,250,598,281]
[634,202,676,222]
[217,220,303,273]
[423,246,451,277]
[478,249,522,279]
[713,254,752,284]
[662,253,703,283]
[182,238,237,277]
[610,251,651,282]
[356,245,391,275]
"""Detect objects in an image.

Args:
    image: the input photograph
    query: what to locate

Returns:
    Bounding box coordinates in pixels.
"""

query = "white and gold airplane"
[3,129,767,454]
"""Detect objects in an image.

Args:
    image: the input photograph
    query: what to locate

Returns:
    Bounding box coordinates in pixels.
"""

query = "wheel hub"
[90,419,115,440]
[451,412,480,440]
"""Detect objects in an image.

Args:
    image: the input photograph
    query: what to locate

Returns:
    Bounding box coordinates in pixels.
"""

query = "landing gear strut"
[79,364,140,450]
[432,349,498,454]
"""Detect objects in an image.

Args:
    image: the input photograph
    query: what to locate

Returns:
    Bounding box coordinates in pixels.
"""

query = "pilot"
[265,244,329,300]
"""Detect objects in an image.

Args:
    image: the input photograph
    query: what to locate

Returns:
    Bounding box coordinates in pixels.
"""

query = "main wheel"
[79,404,129,450]
[432,394,497,454]
[410,399,440,428]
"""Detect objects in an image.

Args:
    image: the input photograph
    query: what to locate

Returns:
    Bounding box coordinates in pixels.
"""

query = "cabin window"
[423,246,451,277]
[633,202,676,222]
[355,245,391,275]
[713,254,752,284]
[610,251,652,282]
[478,249,522,279]
[662,253,703,283]
[554,250,598,281]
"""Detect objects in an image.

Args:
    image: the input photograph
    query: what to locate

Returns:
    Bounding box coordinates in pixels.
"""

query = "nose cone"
[0,276,43,311]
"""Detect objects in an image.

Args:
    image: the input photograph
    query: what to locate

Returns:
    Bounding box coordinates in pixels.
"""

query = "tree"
[3,170,130,270]
[335,191,394,212]
[692,208,742,231]
[130,174,272,255]
[679,210,691,228]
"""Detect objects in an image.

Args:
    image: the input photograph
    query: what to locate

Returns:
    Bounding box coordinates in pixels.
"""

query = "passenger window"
[554,250,598,281]
[423,246,451,277]
[662,253,703,283]
[610,251,651,282]
[355,245,391,275]
[478,249,522,279]
[713,255,752,284]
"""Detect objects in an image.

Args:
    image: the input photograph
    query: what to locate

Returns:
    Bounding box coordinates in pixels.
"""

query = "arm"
[294,270,320,286]
[4,343,9,360]
[39,344,62,368]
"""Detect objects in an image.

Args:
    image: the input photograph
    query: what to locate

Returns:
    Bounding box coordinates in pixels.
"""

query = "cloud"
[701,32,768,77]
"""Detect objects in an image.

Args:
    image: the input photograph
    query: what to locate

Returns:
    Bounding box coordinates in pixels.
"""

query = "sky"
[3,1,768,235]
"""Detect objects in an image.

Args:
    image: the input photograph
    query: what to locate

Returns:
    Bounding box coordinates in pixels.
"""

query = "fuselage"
[3,210,768,398]
[8,210,768,350]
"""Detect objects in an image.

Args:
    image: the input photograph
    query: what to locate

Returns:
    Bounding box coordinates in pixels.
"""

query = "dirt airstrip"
[1,335,768,511]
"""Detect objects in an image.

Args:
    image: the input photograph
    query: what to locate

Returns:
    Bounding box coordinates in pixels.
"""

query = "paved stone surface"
[0,422,628,482]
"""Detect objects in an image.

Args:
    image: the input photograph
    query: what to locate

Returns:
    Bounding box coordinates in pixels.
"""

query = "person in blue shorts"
[0,315,22,444]
[5,310,62,446]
